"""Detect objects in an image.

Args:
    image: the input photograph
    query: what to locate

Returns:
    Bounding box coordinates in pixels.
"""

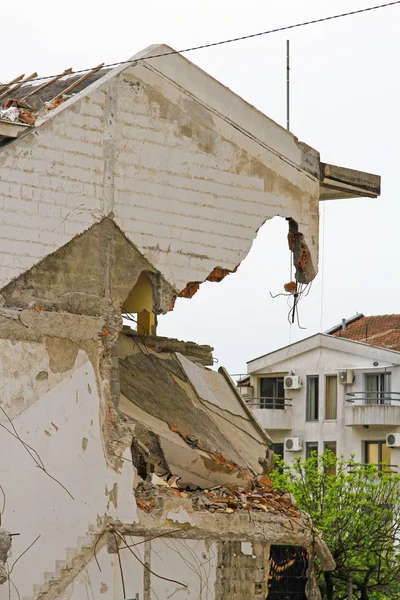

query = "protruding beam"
[320,163,381,200]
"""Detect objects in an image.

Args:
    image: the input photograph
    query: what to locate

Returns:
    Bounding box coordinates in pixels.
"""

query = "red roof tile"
[331,314,400,351]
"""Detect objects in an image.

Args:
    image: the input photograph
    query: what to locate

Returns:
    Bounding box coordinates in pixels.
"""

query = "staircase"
[21,524,107,600]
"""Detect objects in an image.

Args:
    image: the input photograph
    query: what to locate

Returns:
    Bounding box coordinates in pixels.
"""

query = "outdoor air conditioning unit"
[284,375,302,390]
[338,370,355,385]
[386,433,400,448]
[285,437,303,452]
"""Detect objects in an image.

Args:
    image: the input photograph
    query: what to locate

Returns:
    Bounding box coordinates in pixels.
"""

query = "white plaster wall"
[0,343,136,600]
[59,542,145,600]
[0,339,89,421]
[248,340,400,467]
[150,538,218,600]
[0,49,320,292]
[59,537,218,600]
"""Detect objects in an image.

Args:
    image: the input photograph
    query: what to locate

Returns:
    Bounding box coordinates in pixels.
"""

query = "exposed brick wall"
[0,57,319,293]
[216,541,269,599]
[0,89,106,288]
[113,64,319,291]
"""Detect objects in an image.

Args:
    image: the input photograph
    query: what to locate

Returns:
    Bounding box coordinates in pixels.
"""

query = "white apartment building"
[244,314,400,471]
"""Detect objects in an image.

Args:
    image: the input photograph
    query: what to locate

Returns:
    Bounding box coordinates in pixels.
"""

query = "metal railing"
[245,397,292,410]
[230,373,251,385]
[346,392,400,405]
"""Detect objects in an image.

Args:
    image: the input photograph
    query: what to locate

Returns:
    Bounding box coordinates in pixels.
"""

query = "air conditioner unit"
[386,433,400,448]
[284,375,302,390]
[338,370,355,385]
[285,437,303,452]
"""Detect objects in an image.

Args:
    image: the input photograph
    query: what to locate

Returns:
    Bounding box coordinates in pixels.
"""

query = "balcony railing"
[247,397,293,429]
[345,392,400,427]
[346,392,400,405]
[245,397,292,410]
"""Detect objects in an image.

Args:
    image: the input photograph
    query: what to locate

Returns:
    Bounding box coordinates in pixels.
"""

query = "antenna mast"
[286,40,290,131]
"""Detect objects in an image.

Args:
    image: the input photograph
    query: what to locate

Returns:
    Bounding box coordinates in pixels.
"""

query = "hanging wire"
[1,1,399,88]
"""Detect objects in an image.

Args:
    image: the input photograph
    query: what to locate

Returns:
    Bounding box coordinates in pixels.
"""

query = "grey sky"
[3,0,398,374]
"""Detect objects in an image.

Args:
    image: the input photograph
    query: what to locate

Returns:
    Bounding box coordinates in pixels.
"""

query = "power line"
[1,0,400,88]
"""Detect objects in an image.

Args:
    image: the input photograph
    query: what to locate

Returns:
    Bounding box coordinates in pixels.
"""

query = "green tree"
[270,451,400,600]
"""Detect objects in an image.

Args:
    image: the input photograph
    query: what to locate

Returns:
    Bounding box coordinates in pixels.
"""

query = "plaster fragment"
[166,506,196,527]
[241,541,253,556]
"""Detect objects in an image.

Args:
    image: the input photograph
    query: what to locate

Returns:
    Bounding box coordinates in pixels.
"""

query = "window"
[365,373,391,404]
[324,441,337,475]
[324,441,337,455]
[365,441,391,472]
[306,442,318,459]
[306,376,319,421]
[325,375,337,420]
[271,443,284,473]
[259,377,284,409]
[271,443,284,461]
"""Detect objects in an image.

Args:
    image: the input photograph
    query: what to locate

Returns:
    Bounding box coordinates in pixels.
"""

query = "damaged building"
[0,44,380,599]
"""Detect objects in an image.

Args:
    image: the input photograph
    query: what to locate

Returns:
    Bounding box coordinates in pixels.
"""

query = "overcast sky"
[3,0,398,375]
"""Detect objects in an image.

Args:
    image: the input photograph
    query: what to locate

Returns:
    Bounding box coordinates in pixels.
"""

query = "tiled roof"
[330,314,400,351]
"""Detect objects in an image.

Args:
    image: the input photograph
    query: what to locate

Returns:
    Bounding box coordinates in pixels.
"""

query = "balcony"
[247,397,293,430]
[345,392,400,427]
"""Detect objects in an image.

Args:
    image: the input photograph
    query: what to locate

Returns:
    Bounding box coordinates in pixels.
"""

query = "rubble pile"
[135,474,299,519]
[191,479,299,518]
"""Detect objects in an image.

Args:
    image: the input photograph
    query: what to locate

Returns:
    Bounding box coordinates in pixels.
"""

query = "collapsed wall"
[0,219,333,599]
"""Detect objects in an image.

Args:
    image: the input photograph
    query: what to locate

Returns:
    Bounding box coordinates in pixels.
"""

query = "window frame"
[259,376,285,410]
[364,372,391,405]
[306,375,319,421]
[364,440,391,472]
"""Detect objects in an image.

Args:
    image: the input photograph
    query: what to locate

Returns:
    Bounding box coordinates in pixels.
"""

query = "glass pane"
[325,376,337,420]
[260,378,284,409]
[306,442,318,459]
[381,443,391,466]
[366,375,378,404]
[324,442,336,455]
[306,377,319,421]
[324,442,337,476]
[366,442,379,464]
[271,443,284,460]
[379,373,391,404]
[260,378,275,409]
[276,378,284,409]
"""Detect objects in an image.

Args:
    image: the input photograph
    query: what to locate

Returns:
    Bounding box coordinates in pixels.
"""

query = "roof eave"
[319,163,381,200]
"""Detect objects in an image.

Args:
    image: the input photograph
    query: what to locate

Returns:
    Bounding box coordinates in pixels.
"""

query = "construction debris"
[0,64,109,137]
[0,107,19,122]
[135,474,300,520]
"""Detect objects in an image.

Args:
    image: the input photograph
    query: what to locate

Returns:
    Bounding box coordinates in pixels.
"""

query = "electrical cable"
[319,203,326,333]
[1,1,399,88]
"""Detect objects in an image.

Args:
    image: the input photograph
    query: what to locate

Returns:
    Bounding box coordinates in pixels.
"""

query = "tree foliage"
[270,451,400,600]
